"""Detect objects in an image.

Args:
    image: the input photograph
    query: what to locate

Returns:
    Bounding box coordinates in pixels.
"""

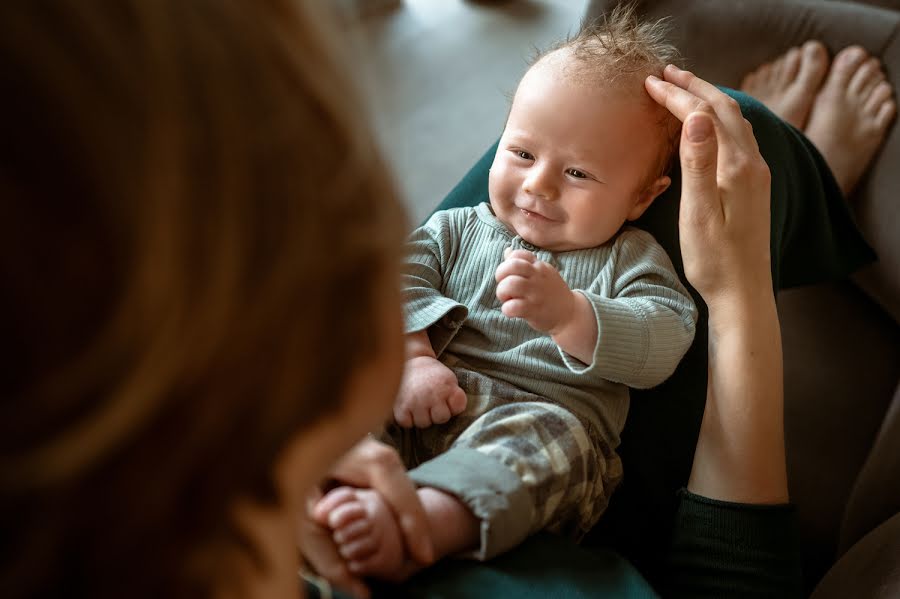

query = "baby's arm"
[495,249,598,364]
[393,330,467,428]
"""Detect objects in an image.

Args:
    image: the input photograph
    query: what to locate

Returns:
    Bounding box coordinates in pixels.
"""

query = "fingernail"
[646,74,661,84]
[687,115,712,142]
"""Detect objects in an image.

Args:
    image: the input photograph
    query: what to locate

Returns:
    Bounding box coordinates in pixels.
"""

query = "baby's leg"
[410,399,620,561]
[315,484,479,580]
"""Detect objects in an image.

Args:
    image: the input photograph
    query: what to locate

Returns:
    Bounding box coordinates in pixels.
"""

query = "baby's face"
[489,63,670,251]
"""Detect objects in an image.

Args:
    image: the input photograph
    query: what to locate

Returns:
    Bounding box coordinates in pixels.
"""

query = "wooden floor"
[350,0,589,224]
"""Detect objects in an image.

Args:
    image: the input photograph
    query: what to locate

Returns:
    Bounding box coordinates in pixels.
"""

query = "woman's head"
[0,1,405,596]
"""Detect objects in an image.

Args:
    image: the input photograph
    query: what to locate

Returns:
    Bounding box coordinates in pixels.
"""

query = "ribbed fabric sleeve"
[563,233,698,388]
[664,489,803,598]
[402,203,697,443]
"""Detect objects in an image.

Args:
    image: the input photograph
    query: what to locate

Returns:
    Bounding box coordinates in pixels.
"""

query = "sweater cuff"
[408,448,534,561]
[559,292,648,381]
[405,299,468,357]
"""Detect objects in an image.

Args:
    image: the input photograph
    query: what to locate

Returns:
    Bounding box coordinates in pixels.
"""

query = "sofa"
[386,1,899,596]
[598,1,900,595]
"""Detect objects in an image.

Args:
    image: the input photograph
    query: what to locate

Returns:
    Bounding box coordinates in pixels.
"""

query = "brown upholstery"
[584,0,900,594]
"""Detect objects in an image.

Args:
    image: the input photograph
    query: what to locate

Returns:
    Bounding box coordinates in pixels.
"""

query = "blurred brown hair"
[0,1,405,596]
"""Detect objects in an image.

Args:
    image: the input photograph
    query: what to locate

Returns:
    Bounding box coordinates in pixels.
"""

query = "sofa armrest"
[811,511,900,599]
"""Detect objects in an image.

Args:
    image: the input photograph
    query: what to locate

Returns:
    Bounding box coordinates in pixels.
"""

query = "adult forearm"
[687,289,788,504]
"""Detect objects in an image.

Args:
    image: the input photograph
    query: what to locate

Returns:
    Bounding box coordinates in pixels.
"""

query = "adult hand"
[311,438,434,565]
[645,65,773,306]
[646,65,788,504]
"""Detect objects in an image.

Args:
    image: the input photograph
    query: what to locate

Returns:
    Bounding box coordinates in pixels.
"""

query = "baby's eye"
[516,150,534,160]
[567,168,588,179]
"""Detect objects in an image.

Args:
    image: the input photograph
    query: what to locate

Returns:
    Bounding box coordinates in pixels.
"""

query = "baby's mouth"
[519,207,557,222]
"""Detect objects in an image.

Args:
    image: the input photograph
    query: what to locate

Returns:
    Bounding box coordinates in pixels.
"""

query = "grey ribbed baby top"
[403,202,697,445]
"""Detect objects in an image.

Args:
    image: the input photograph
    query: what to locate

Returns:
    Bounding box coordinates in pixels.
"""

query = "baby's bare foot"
[316,487,405,579]
[805,46,897,197]
[740,41,829,129]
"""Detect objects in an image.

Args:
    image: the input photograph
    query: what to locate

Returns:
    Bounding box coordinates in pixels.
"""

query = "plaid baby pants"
[382,365,623,560]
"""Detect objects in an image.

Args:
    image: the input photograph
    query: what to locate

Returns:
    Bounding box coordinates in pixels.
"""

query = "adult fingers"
[645,73,716,124]
[330,439,434,564]
[662,65,758,151]
[679,112,723,231]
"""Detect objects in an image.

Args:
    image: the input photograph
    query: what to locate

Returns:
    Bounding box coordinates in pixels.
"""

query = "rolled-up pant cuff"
[408,447,534,560]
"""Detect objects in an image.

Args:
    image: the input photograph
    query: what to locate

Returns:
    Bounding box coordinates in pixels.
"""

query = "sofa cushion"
[840,380,900,553]
[585,0,900,321]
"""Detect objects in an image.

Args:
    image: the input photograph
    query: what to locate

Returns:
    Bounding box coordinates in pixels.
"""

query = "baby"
[315,8,697,578]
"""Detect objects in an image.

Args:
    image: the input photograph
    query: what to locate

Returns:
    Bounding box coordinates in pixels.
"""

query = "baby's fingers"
[503,248,537,262]
[496,275,529,302]
[500,298,528,319]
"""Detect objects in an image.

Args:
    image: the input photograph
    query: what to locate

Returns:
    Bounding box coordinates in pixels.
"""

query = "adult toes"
[849,57,884,98]
[875,98,897,129]
[781,46,802,80]
[829,45,869,86]
[796,40,829,87]
[865,81,894,115]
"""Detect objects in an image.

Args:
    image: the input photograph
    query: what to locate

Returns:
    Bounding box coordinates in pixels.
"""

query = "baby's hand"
[495,248,577,334]
[394,356,467,428]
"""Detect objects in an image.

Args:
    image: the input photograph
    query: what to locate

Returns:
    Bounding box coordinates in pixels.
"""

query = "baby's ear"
[627,175,671,221]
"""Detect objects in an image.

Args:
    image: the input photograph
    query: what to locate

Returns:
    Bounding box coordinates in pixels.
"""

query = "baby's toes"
[338,535,378,561]
[328,498,367,531]
[313,486,360,524]
[334,516,373,545]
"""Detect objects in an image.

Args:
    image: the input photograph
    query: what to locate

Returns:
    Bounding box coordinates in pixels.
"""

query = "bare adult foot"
[315,486,406,578]
[740,40,829,129]
[804,46,897,197]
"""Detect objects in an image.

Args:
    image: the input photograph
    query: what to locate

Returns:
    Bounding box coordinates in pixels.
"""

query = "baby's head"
[489,5,680,251]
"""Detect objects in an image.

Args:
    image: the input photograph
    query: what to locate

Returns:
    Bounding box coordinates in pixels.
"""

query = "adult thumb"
[679,111,719,222]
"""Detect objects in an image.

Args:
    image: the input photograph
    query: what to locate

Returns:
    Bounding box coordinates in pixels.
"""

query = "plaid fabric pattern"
[384,365,623,546]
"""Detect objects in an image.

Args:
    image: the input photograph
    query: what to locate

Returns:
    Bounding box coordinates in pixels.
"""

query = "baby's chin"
[515,229,598,253]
